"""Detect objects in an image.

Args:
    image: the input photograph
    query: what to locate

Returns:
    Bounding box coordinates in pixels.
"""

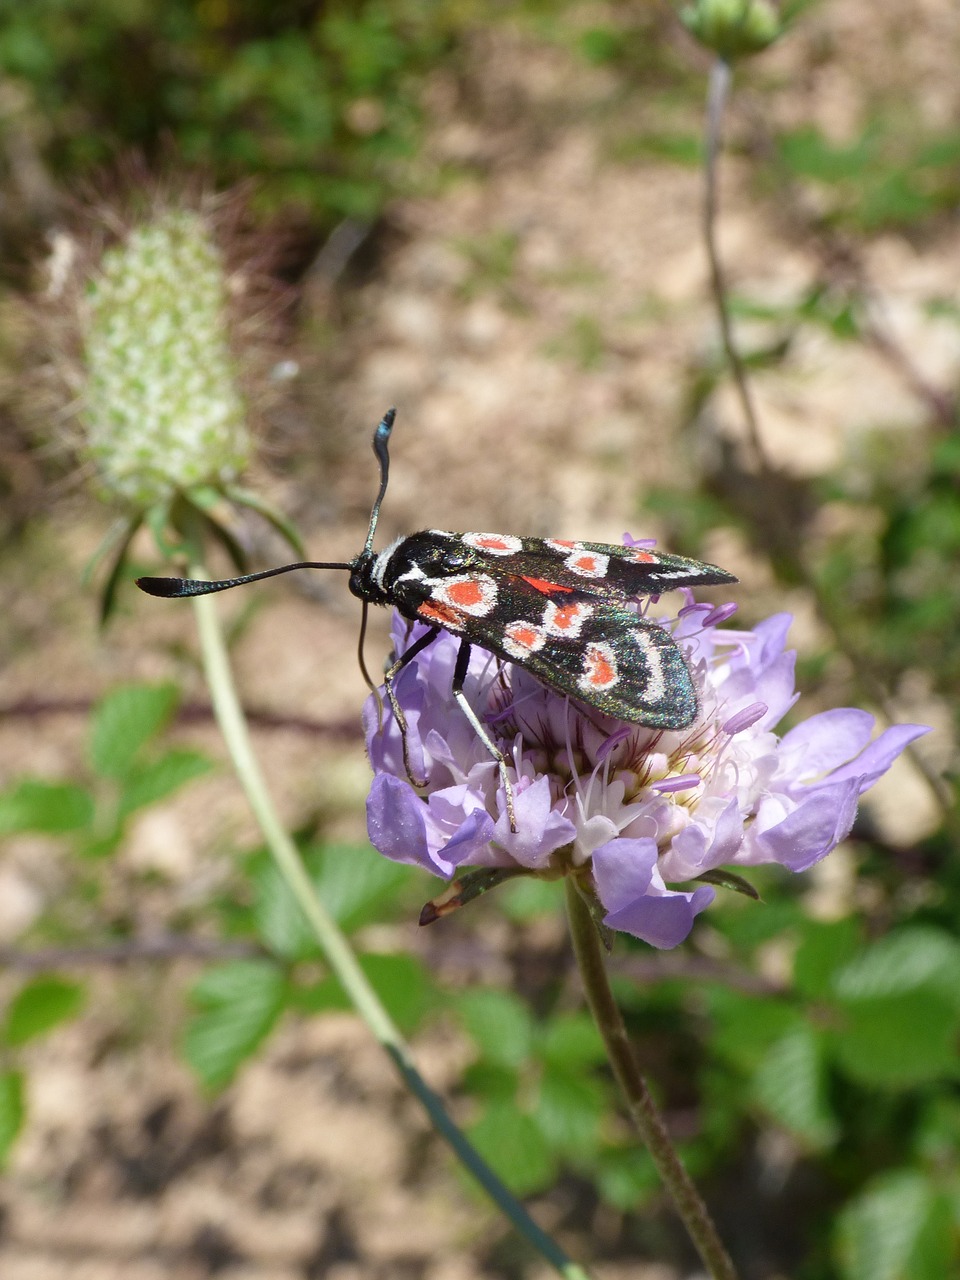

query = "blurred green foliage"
[0,0,463,220]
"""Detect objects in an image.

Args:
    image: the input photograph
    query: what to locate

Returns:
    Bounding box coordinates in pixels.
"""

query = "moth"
[137,409,737,829]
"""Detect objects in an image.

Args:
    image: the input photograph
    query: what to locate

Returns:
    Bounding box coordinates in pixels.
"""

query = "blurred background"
[0,2,958,1278]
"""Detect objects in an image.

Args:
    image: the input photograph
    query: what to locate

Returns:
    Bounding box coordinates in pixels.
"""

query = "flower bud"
[82,208,249,510]
[681,0,782,60]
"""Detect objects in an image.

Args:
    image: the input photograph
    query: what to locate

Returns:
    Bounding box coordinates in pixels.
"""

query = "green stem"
[190,573,593,1280]
[564,879,738,1280]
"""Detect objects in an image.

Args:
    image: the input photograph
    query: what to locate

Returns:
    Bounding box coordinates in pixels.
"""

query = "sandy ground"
[1,3,958,1276]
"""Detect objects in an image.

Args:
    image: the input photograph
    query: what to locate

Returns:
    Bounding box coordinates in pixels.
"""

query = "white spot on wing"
[503,621,547,658]
[633,630,666,702]
[462,532,522,556]
[432,574,498,616]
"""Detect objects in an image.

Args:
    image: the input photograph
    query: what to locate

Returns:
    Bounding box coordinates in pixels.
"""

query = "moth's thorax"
[348,531,483,613]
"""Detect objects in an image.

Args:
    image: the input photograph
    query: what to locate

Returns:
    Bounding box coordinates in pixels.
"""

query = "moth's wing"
[510,538,737,600]
[466,589,700,730]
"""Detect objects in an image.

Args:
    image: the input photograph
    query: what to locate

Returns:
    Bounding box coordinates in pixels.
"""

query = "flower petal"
[494,775,577,869]
[591,838,659,912]
[778,708,875,779]
[826,723,931,792]
[754,778,860,871]
[603,881,715,949]
[366,773,439,872]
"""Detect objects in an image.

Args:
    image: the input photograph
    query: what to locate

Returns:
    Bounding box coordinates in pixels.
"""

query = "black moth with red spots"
[137,410,737,830]
[354,529,735,729]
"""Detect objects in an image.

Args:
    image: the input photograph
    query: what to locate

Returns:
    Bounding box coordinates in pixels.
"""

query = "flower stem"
[189,574,593,1280]
[564,878,738,1280]
[701,58,951,819]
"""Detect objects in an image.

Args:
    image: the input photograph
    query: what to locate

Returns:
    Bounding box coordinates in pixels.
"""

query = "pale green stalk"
[190,572,593,1280]
[564,879,738,1280]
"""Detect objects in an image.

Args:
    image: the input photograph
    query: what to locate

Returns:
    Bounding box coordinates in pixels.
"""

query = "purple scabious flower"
[363,578,928,949]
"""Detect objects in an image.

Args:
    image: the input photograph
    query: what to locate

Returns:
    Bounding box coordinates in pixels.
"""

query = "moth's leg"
[452,639,518,833]
[383,625,440,789]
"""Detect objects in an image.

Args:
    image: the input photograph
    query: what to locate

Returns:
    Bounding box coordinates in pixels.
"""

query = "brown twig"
[0,936,263,972]
[701,59,952,818]
[0,695,363,740]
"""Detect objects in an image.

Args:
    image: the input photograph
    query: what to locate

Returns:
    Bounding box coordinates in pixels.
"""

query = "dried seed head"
[81,207,249,509]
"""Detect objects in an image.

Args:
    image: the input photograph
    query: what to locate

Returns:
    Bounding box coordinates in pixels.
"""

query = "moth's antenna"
[136,560,353,599]
[363,407,396,555]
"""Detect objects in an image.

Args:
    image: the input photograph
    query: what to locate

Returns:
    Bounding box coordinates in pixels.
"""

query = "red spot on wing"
[550,602,585,629]
[582,643,618,689]
[630,549,655,563]
[419,600,464,628]
[521,575,574,595]
[504,622,544,653]
[447,578,487,608]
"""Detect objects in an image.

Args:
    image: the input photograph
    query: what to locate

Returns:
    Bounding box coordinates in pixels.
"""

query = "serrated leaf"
[468,1101,556,1196]
[534,1066,605,1157]
[539,1013,605,1070]
[4,977,86,1047]
[835,1170,934,1280]
[183,961,287,1090]
[296,953,434,1035]
[793,918,861,1000]
[833,927,960,1006]
[457,989,534,1070]
[310,842,414,932]
[252,861,318,961]
[357,953,433,1033]
[0,1071,25,1166]
[89,683,179,779]
[119,749,212,817]
[0,779,94,835]
[831,991,960,1088]
[752,1025,838,1150]
[706,989,804,1070]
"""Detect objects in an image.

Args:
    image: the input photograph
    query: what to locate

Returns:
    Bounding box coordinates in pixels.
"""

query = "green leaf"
[310,843,414,933]
[596,1147,659,1211]
[0,1071,25,1166]
[534,1066,605,1158]
[752,1025,838,1150]
[4,977,86,1047]
[183,961,287,1090]
[0,779,94,834]
[296,953,434,1035]
[468,1100,556,1196]
[5,972,85,1044]
[539,1013,606,1070]
[500,876,562,921]
[357,953,433,1034]
[706,989,804,1070]
[832,927,960,1007]
[89,683,179,779]
[793,918,861,999]
[458,989,534,1070]
[118,749,212,817]
[835,1170,934,1280]
[830,991,960,1087]
[252,860,318,961]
